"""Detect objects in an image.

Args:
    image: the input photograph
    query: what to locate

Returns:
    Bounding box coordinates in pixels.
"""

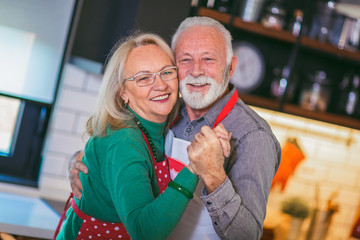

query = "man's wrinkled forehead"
[174,26,226,54]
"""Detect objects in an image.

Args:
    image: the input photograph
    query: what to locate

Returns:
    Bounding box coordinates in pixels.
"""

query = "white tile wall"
[0,63,359,239]
[41,64,101,197]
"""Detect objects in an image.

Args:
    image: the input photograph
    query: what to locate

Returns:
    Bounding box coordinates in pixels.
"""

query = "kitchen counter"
[0,192,60,239]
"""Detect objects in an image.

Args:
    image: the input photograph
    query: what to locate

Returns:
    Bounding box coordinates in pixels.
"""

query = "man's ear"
[228,55,238,79]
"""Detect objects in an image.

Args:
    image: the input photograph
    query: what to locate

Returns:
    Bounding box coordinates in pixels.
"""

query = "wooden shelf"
[300,37,360,62]
[232,17,297,44]
[239,93,360,130]
[283,104,360,130]
[198,7,231,24]
[238,93,280,111]
[198,7,360,62]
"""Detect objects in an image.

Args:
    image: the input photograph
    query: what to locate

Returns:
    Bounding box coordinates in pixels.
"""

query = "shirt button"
[206,201,212,206]
[214,221,218,226]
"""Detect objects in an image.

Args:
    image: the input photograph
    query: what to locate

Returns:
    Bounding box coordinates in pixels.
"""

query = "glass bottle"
[338,73,360,115]
[288,9,303,37]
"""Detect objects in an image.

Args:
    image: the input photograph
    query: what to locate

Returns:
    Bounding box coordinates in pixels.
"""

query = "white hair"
[171,16,233,65]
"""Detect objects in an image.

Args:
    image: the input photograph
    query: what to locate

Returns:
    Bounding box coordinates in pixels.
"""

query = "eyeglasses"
[124,66,178,87]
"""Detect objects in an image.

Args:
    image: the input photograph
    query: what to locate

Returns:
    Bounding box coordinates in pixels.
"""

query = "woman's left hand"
[213,123,232,157]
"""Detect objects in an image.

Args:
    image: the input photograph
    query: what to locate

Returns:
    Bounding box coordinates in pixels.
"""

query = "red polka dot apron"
[72,199,129,240]
[166,89,238,240]
[53,129,170,240]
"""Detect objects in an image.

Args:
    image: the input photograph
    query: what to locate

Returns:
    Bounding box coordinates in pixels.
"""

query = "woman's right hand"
[68,150,87,199]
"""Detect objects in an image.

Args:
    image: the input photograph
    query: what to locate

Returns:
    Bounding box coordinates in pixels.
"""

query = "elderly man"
[70,16,281,239]
[166,16,281,239]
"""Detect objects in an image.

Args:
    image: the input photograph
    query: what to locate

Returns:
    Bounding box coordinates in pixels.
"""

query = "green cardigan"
[57,112,198,240]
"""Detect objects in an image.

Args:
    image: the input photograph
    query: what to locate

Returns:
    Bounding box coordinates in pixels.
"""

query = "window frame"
[0,0,83,187]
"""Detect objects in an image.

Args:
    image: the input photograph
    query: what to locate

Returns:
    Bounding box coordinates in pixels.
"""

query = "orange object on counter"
[351,216,360,238]
[271,139,305,191]
[351,202,360,238]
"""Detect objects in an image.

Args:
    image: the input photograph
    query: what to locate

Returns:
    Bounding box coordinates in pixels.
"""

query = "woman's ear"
[120,89,128,104]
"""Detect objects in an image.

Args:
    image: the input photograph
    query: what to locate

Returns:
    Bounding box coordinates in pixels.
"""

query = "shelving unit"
[197,7,360,130]
[198,7,360,62]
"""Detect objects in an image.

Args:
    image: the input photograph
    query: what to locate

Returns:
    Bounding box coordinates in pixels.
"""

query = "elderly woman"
[55,32,231,240]
[55,33,200,240]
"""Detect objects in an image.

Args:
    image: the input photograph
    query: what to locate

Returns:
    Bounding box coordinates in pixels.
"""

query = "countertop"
[0,192,61,239]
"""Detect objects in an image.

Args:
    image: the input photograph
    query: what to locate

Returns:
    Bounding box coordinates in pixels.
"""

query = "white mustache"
[184,75,212,85]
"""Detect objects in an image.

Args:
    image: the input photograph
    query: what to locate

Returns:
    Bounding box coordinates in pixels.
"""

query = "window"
[0,0,81,186]
[0,96,20,155]
[0,98,50,186]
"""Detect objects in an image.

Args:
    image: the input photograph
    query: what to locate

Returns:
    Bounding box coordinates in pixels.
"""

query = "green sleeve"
[102,131,198,240]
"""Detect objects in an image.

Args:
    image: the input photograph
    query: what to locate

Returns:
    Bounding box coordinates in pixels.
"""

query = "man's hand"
[68,150,87,199]
[187,125,231,193]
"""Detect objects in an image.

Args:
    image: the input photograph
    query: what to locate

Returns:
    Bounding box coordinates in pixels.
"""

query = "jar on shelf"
[308,0,337,43]
[299,71,332,112]
[261,0,286,30]
[238,0,266,22]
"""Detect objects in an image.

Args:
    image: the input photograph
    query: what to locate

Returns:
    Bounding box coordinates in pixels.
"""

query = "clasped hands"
[68,124,231,199]
[186,123,232,193]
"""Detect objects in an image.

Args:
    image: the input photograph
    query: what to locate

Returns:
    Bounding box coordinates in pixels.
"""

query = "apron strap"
[71,195,88,221]
[53,192,74,240]
[140,130,170,193]
[140,130,156,162]
[213,88,238,129]
[71,195,130,239]
[169,115,181,129]
[169,89,238,130]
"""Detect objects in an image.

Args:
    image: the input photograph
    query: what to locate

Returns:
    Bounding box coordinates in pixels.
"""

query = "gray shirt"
[171,85,281,240]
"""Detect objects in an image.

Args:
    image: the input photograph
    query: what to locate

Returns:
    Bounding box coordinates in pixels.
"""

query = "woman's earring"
[120,91,128,104]
[123,98,129,109]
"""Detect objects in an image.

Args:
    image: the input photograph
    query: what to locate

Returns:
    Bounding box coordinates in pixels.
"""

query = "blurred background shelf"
[197,5,360,130]
[198,7,360,62]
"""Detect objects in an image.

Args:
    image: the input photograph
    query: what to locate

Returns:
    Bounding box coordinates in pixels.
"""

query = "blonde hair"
[86,33,178,137]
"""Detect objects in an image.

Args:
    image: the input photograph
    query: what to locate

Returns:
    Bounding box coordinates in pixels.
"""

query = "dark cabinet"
[193,1,360,130]
[70,0,192,73]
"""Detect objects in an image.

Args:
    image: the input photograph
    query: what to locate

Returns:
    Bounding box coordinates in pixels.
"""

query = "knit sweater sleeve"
[102,129,198,240]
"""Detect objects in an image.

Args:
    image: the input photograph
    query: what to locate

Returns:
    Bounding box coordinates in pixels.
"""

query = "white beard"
[179,72,229,110]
